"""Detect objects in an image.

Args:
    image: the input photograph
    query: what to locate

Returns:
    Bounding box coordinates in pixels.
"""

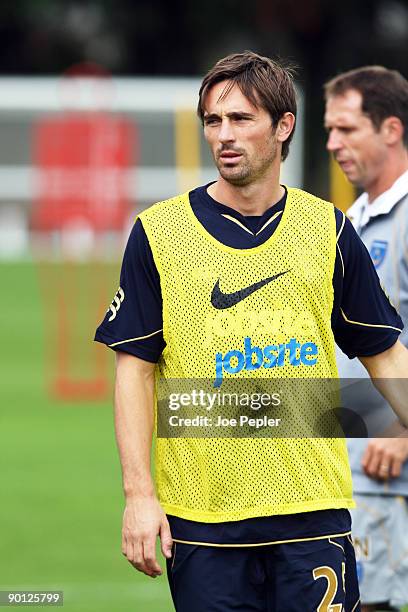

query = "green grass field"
[0,262,173,611]
[3,261,408,612]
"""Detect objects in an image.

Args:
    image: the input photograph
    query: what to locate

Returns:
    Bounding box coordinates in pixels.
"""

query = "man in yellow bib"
[95,52,408,611]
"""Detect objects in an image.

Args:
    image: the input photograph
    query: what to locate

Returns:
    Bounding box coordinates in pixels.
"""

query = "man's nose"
[326,130,342,152]
[218,119,235,143]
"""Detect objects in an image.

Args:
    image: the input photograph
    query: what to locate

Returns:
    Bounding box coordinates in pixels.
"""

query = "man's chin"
[337,164,361,186]
[219,168,251,187]
[344,172,363,188]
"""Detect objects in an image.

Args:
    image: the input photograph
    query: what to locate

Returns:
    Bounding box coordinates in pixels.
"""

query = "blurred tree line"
[1,0,408,195]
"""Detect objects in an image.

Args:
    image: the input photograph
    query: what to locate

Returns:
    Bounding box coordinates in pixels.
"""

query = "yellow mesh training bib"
[140,187,353,522]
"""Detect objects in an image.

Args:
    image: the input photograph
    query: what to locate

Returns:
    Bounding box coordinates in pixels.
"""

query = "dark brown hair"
[198,51,297,161]
[324,66,408,147]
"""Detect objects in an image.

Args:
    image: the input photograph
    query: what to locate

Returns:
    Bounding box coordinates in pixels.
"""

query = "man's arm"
[359,340,408,425]
[115,351,172,578]
[358,340,408,480]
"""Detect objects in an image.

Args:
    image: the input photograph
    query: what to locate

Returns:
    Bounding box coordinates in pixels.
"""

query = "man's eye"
[205,118,219,125]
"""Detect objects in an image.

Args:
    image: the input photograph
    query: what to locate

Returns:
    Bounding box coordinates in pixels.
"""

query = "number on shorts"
[313,565,343,612]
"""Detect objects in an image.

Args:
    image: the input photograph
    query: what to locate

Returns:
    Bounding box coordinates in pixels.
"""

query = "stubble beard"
[218,158,253,186]
[216,142,278,187]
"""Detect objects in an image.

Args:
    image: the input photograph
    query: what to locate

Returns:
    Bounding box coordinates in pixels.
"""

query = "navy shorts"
[166,535,360,611]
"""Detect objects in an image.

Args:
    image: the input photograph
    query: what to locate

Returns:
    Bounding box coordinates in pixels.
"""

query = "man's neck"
[207,175,285,216]
[366,150,408,203]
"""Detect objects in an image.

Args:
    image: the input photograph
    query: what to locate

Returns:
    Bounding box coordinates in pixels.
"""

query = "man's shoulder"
[288,186,334,207]
[139,191,191,221]
[287,187,335,219]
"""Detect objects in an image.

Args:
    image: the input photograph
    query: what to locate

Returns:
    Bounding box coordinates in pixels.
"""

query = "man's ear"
[276,112,296,143]
[381,116,404,146]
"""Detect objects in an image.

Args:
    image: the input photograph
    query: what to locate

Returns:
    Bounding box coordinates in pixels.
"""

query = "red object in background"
[32,104,136,401]
[33,112,134,231]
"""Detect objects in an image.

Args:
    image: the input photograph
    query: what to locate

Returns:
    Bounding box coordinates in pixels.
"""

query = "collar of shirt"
[347,169,408,230]
[197,181,287,233]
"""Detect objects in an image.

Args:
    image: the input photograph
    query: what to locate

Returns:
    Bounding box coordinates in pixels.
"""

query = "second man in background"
[325,66,408,612]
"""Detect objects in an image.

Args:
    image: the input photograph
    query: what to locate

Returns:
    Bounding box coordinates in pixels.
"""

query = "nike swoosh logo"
[211,270,291,309]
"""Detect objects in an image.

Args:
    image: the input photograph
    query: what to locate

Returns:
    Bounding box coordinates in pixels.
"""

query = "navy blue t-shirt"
[96,184,402,362]
[95,184,403,545]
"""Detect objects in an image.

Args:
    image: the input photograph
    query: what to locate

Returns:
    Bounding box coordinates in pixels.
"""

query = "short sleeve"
[94,218,165,362]
[332,212,403,358]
